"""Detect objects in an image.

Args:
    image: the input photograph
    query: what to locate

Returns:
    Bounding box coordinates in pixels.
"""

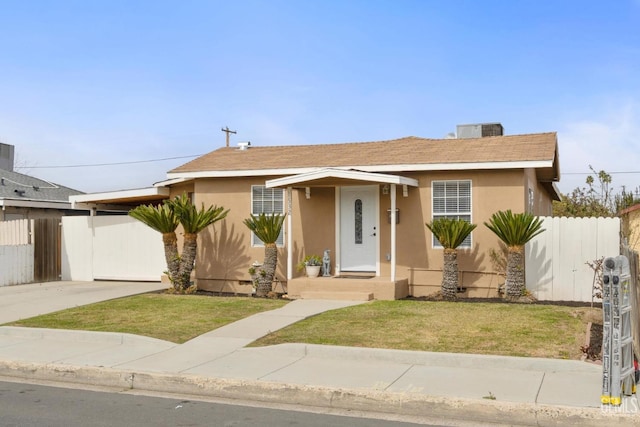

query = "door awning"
[265,168,419,188]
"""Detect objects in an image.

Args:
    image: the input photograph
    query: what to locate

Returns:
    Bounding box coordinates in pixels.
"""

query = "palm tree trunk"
[442,249,459,299]
[505,245,525,299]
[257,243,277,297]
[177,233,198,292]
[162,232,180,291]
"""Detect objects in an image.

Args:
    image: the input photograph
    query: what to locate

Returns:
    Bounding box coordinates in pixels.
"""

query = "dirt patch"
[583,322,603,362]
[194,290,286,299]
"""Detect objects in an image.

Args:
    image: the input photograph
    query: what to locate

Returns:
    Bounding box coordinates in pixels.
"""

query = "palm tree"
[484,210,545,300]
[171,194,228,291]
[129,202,180,288]
[426,218,477,299]
[243,213,286,297]
[130,194,228,293]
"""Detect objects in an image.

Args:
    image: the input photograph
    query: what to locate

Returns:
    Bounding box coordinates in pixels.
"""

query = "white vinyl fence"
[526,216,620,302]
[62,216,166,282]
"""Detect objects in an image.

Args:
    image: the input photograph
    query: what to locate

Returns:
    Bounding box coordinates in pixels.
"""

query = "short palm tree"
[243,213,286,297]
[484,210,545,300]
[129,202,180,287]
[171,194,228,291]
[130,194,228,293]
[425,218,477,299]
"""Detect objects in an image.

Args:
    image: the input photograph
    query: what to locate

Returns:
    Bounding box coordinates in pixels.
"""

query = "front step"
[300,291,374,301]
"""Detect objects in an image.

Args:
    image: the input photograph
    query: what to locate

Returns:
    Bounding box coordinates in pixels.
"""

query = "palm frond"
[426,218,477,250]
[484,210,545,247]
[129,203,179,233]
[170,193,229,234]
[243,213,286,244]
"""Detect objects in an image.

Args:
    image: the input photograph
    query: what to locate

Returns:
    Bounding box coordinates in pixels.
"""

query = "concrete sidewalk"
[0,281,637,426]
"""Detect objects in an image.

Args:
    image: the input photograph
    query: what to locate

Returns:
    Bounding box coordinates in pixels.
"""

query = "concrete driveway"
[0,281,168,324]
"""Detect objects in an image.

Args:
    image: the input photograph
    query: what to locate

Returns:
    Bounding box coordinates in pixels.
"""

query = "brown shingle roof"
[169,133,558,174]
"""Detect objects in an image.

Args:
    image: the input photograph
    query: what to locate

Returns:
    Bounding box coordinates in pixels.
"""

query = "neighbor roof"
[0,168,83,204]
[168,133,559,182]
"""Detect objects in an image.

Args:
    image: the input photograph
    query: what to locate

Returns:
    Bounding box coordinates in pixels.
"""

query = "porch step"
[300,291,374,301]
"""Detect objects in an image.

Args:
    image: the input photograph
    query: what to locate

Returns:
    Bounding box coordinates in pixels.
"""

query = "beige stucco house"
[137,123,559,300]
[71,123,561,300]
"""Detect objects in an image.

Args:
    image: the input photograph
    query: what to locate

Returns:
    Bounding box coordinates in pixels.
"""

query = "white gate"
[61,216,165,281]
[525,216,620,302]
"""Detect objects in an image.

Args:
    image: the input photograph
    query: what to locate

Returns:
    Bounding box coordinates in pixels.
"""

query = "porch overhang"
[265,168,419,189]
[267,168,416,286]
[69,187,171,212]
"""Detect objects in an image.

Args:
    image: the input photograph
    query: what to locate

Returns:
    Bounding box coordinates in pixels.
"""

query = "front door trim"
[336,185,379,275]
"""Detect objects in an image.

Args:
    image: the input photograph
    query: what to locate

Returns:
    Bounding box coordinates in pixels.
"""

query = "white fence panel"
[62,216,165,282]
[0,245,34,286]
[0,219,32,245]
[61,217,93,281]
[526,216,620,302]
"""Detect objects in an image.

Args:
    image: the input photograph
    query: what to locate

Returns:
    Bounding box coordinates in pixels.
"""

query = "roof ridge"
[219,132,557,150]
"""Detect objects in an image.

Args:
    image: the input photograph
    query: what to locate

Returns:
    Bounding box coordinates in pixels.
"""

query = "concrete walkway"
[0,281,637,426]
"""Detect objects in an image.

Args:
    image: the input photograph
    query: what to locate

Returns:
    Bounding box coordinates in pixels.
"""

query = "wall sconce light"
[382,184,390,195]
[387,208,400,224]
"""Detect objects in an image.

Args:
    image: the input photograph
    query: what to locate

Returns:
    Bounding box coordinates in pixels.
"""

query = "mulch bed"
[403,295,602,308]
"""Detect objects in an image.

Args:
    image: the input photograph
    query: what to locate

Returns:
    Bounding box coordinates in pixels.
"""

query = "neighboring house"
[0,143,85,221]
[620,203,640,253]
[73,123,561,300]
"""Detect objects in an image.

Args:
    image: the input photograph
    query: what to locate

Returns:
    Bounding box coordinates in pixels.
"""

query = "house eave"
[0,198,73,210]
[153,177,193,188]
[166,160,555,180]
[541,181,562,202]
[69,187,171,209]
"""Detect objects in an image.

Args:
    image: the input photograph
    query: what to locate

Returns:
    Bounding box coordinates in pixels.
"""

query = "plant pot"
[305,265,321,278]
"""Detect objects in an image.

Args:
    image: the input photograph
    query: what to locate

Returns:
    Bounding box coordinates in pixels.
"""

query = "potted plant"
[296,254,322,278]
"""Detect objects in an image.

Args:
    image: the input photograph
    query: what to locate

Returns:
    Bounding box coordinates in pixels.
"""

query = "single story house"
[152,123,560,300]
[70,123,561,300]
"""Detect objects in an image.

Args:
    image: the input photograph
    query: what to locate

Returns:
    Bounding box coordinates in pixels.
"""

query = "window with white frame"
[431,180,472,248]
[251,185,285,246]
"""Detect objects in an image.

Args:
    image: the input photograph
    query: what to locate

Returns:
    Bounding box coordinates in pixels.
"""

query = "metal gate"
[33,218,61,282]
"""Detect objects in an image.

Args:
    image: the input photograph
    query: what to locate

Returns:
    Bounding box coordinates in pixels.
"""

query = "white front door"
[340,186,378,272]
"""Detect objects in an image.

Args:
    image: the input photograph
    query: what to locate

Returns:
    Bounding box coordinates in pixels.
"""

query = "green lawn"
[6,294,287,344]
[252,300,599,359]
[5,294,599,359]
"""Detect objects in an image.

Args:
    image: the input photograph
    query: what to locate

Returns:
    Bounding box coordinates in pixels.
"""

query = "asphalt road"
[0,380,446,427]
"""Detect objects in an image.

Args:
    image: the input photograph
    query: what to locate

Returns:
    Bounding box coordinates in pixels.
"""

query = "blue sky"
[1,0,639,195]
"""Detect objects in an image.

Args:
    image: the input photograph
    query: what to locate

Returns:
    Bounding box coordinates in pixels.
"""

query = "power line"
[17,154,203,169]
[564,171,640,175]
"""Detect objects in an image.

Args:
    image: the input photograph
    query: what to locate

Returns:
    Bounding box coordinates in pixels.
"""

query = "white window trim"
[250,185,285,247]
[431,180,473,249]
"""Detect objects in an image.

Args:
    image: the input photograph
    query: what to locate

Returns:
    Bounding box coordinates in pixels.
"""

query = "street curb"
[0,360,637,426]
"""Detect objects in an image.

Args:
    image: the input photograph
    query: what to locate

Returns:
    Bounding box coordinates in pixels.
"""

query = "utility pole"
[221,126,237,147]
